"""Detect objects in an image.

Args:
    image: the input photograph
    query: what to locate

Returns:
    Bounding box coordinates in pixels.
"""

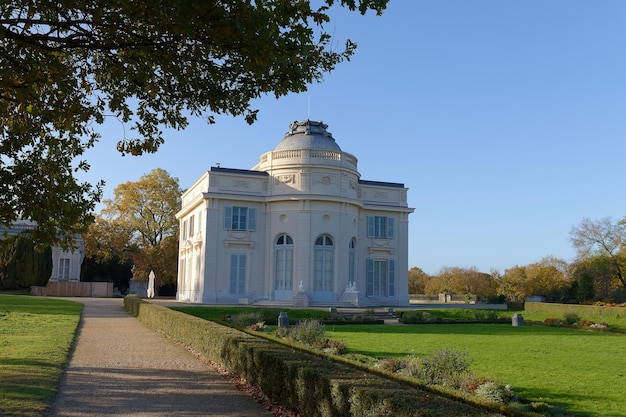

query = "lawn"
[0,295,82,417]
[325,323,625,417]
[177,305,625,416]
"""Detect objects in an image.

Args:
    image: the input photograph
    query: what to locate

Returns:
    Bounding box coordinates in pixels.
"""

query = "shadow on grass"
[512,383,614,417]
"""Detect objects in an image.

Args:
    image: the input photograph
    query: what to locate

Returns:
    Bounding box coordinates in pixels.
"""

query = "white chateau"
[176,120,414,306]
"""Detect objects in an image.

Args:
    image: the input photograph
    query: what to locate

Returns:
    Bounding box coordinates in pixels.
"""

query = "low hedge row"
[124,296,505,417]
[525,301,626,318]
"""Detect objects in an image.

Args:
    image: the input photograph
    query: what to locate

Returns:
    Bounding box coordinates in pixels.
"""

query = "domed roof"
[274,120,341,151]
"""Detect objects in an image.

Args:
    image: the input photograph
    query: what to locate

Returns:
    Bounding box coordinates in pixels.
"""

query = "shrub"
[563,312,581,325]
[472,310,499,321]
[311,338,346,355]
[414,349,473,386]
[230,312,263,327]
[247,322,266,332]
[544,317,563,325]
[378,357,406,373]
[399,311,435,323]
[473,381,514,404]
[289,319,326,346]
[273,326,289,338]
[453,375,492,394]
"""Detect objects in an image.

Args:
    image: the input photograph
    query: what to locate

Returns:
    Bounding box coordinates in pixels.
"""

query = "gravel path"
[47,298,273,417]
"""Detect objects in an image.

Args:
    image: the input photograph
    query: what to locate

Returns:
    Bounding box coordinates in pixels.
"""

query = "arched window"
[314,235,334,292]
[274,234,294,291]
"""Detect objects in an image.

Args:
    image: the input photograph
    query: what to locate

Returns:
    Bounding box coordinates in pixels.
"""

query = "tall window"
[314,235,334,292]
[274,234,294,291]
[59,258,70,281]
[367,216,394,239]
[229,253,247,295]
[224,207,256,231]
[348,238,356,285]
[188,214,195,238]
[366,259,395,297]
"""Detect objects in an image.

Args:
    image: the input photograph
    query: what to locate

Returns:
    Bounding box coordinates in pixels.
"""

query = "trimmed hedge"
[525,302,626,319]
[124,296,505,417]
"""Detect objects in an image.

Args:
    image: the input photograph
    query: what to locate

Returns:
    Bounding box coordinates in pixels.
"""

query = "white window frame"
[59,258,71,281]
[348,238,356,285]
[314,235,334,292]
[367,216,395,239]
[224,207,256,231]
[366,258,395,297]
[229,253,247,295]
[274,234,294,291]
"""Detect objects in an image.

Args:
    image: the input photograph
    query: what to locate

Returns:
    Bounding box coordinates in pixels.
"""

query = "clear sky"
[78,1,626,275]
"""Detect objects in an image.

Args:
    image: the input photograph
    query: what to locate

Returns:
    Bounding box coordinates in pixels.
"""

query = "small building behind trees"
[0,220,84,290]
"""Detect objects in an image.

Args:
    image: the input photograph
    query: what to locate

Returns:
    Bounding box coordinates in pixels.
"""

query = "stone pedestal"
[340,291,362,307]
[294,291,309,307]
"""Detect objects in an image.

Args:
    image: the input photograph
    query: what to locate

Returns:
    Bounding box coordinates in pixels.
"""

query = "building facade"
[176,120,414,306]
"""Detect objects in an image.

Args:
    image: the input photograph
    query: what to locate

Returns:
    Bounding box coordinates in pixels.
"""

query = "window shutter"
[367,216,374,238]
[229,253,237,293]
[388,259,395,296]
[239,254,247,294]
[387,217,395,239]
[366,258,374,297]
[224,207,232,230]
[248,208,256,231]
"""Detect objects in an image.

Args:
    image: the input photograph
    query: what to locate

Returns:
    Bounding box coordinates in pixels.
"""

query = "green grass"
[0,295,82,417]
[326,323,625,417]
[177,306,625,416]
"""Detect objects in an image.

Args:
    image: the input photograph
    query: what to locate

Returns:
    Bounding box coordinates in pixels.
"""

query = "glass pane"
[285,250,293,290]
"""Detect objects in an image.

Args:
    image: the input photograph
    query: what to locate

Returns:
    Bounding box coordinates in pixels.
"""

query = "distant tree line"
[410,217,626,304]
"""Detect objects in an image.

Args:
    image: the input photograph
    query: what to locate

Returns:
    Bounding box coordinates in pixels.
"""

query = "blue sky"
[79,1,626,275]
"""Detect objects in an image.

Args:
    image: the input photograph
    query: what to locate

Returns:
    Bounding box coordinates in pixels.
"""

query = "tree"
[0,0,389,248]
[0,232,52,290]
[497,265,527,303]
[408,266,429,294]
[104,168,181,248]
[132,235,179,290]
[426,266,497,301]
[524,256,572,302]
[570,217,626,292]
[84,168,181,289]
[571,255,621,302]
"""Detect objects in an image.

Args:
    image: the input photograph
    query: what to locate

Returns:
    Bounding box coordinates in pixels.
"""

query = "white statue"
[298,280,304,292]
[147,270,155,299]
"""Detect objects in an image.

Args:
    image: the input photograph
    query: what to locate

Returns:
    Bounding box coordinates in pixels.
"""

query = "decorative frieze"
[275,174,295,184]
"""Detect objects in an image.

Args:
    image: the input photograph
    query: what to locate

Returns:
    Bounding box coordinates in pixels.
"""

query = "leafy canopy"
[85,168,181,261]
[84,168,181,285]
[0,0,388,247]
[570,217,626,291]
